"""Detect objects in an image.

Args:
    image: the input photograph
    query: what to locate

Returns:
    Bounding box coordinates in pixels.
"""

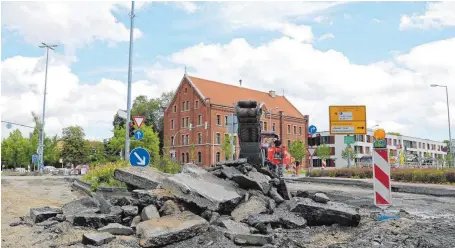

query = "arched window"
[198,152,202,163]
[216,152,221,162]
[181,153,185,163]
[186,153,189,163]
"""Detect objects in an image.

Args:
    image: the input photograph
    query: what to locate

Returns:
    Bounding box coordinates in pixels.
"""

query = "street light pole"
[431,84,453,167]
[125,1,135,161]
[38,42,57,169]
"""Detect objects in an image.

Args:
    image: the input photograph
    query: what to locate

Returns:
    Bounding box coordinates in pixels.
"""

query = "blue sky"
[2,1,455,141]
[3,1,453,83]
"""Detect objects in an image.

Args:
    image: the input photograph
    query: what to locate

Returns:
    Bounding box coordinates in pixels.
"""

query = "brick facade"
[164,75,309,167]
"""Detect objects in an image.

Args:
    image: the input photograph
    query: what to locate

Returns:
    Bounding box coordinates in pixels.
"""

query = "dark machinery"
[234,100,266,167]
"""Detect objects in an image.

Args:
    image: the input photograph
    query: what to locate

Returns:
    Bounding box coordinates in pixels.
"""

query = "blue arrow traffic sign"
[32,154,39,163]
[308,125,317,135]
[134,130,144,140]
[129,147,150,167]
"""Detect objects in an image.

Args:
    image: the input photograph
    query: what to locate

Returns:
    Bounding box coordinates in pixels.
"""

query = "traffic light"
[129,122,135,138]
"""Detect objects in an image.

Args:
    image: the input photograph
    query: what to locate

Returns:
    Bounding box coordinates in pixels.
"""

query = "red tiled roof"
[187,76,305,119]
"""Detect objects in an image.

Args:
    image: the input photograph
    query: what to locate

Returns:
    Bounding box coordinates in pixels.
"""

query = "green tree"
[316,145,331,164]
[43,135,60,166]
[61,126,90,165]
[341,146,356,165]
[87,140,106,163]
[189,144,196,163]
[289,139,306,163]
[108,125,160,165]
[222,134,233,160]
[1,129,31,168]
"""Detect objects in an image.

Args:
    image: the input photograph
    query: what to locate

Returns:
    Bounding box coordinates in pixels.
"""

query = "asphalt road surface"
[287,181,455,219]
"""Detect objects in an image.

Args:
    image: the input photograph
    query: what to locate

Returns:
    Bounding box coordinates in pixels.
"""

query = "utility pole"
[431,84,453,167]
[125,1,135,161]
[38,43,58,169]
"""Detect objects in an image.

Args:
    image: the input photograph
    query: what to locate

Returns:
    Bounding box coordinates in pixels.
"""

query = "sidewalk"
[285,176,455,197]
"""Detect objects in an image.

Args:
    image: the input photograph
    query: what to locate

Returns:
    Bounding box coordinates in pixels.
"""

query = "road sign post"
[129,147,150,167]
[307,147,316,176]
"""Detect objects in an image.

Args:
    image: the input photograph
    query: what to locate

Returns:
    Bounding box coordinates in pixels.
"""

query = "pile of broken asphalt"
[10,159,363,247]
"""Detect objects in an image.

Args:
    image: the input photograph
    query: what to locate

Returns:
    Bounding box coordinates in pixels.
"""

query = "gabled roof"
[188,76,306,119]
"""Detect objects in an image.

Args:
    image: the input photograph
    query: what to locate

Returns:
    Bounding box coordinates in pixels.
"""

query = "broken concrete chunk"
[231,196,268,222]
[160,170,242,213]
[269,187,285,204]
[130,216,141,229]
[247,214,281,227]
[73,213,122,229]
[110,197,132,206]
[221,166,243,179]
[312,193,330,203]
[98,223,134,235]
[114,166,169,190]
[36,220,59,228]
[280,215,307,229]
[248,171,272,194]
[219,219,251,234]
[131,188,175,208]
[180,163,208,178]
[159,200,181,216]
[82,232,115,246]
[136,211,209,247]
[268,199,276,213]
[30,206,63,223]
[122,216,133,226]
[62,197,99,223]
[141,204,160,221]
[288,197,361,227]
[231,174,265,193]
[122,206,138,216]
[228,233,273,246]
[215,158,248,167]
[277,179,292,200]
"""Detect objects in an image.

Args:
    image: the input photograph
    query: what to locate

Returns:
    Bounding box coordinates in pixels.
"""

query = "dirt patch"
[1,178,86,247]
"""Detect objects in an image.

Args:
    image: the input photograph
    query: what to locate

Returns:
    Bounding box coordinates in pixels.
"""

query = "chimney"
[269,90,276,98]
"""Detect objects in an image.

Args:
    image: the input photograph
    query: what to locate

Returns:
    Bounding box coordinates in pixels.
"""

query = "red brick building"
[163,74,309,167]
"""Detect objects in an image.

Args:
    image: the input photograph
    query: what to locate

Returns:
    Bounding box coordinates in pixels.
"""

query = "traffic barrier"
[373,148,392,206]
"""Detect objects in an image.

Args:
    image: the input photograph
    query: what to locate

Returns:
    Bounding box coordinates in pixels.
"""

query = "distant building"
[309,129,447,168]
[163,74,309,167]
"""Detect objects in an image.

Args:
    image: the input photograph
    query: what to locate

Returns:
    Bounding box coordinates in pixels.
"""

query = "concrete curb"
[285,177,455,197]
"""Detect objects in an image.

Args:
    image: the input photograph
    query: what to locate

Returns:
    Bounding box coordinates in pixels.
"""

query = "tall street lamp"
[38,43,58,169]
[431,84,452,167]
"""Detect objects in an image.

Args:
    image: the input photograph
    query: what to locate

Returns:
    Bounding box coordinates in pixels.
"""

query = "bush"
[154,156,181,174]
[82,161,129,191]
[309,167,455,184]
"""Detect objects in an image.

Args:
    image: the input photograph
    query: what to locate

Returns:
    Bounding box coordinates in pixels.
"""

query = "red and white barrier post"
[373,148,392,206]
[372,128,392,207]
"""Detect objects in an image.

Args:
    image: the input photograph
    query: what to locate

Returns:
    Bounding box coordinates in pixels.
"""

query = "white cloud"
[1,2,143,54]
[159,36,455,141]
[399,2,455,30]
[0,55,182,140]
[343,13,351,19]
[318,33,335,41]
[218,2,342,42]
[174,2,199,13]
[373,18,382,23]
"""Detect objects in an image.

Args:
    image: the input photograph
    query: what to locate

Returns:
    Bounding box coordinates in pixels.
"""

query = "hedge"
[309,168,455,184]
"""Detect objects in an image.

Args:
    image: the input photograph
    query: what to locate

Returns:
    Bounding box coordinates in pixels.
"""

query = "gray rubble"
[136,211,209,247]
[30,206,63,223]
[82,232,116,246]
[288,197,361,227]
[98,223,134,235]
[22,159,364,247]
[114,166,169,190]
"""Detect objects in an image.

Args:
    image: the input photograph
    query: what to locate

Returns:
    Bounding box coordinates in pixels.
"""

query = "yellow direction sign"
[329,106,366,135]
